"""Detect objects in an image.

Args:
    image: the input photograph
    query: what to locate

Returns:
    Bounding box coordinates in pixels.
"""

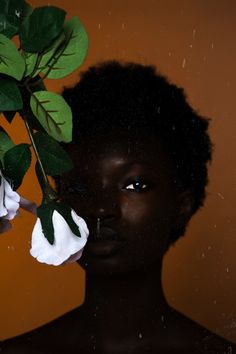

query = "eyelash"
[64,179,150,195]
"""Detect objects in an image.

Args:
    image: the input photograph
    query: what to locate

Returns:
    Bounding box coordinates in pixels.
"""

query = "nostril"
[83,190,121,224]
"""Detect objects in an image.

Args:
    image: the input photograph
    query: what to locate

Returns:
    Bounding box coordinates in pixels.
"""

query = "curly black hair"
[62,60,212,245]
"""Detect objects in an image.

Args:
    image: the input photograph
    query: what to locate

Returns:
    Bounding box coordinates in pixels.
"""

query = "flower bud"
[0,170,20,220]
[30,205,89,266]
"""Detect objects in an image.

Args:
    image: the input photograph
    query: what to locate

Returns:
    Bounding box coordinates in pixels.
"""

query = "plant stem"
[22,114,48,186]
[21,112,56,202]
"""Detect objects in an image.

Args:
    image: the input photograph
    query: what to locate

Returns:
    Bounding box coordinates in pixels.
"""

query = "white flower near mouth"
[30,206,89,266]
[0,170,20,220]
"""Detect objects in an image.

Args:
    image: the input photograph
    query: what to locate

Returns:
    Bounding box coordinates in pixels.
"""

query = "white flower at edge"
[0,171,20,220]
[30,209,89,266]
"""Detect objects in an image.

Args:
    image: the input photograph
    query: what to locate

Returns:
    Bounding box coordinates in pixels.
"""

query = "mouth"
[85,227,126,257]
[87,226,122,242]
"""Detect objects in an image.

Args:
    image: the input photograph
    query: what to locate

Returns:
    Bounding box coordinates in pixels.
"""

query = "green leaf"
[29,33,66,78]
[0,76,23,111]
[30,91,72,143]
[55,203,81,237]
[41,16,88,79]
[3,143,31,189]
[35,161,57,201]
[0,0,30,38]
[18,76,46,131]
[22,51,38,77]
[35,160,58,203]
[0,126,14,163]
[37,203,54,245]
[0,34,25,80]
[33,131,73,176]
[35,161,46,195]
[36,201,81,245]
[20,6,66,53]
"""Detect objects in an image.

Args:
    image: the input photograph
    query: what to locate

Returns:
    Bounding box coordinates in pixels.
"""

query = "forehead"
[67,131,174,177]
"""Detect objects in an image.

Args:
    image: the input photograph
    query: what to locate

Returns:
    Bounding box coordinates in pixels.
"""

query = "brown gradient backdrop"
[0,0,235,343]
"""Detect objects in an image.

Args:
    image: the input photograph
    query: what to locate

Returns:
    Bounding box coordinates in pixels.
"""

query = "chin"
[77,254,127,276]
[77,251,160,277]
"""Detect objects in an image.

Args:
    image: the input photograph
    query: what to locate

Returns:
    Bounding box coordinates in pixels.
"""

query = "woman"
[1,61,235,353]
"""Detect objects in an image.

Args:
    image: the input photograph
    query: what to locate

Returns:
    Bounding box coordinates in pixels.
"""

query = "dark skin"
[1,132,235,353]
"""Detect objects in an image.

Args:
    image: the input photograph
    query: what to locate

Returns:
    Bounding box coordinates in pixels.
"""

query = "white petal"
[0,174,8,217]
[2,178,20,220]
[4,178,20,201]
[3,194,19,220]
[62,249,84,264]
[30,209,89,266]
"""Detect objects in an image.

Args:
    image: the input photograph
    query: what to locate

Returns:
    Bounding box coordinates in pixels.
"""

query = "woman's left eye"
[124,181,148,192]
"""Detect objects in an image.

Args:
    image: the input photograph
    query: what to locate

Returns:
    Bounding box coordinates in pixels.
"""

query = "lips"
[87,226,121,242]
[85,226,126,257]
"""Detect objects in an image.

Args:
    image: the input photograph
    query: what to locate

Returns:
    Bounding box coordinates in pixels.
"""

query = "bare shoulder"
[0,307,84,354]
[1,306,235,354]
[165,308,236,353]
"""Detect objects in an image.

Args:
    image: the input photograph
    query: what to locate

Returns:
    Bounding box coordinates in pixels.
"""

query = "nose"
[85,187,121,225]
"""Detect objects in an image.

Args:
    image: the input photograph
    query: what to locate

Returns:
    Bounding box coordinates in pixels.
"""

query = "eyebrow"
[104,159,158,176]
[104,157,154,168]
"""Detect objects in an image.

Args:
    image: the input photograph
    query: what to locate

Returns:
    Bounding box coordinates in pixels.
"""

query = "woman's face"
[60,132,178,275]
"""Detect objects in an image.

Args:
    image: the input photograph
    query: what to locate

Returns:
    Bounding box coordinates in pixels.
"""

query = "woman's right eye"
[65,184,88,195]
[124,180,148,192]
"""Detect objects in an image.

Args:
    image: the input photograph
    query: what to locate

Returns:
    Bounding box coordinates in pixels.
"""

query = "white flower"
[30,208,89,266]
[0,171,20,220]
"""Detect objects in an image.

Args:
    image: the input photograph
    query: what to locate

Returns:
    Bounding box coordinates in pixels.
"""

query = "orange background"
[0,0,236,343]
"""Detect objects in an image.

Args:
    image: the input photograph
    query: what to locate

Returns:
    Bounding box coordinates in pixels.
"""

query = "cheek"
[120,195,173,261]
[121,197,149,223]
[121,193,173,230]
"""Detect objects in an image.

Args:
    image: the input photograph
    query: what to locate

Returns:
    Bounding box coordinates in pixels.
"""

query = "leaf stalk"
[21,111,56,202]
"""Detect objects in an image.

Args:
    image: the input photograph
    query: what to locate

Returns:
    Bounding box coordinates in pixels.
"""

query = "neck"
[83,260,169,339]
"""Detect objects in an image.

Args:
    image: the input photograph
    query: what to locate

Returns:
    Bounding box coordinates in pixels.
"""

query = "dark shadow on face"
[60,131,179,276]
